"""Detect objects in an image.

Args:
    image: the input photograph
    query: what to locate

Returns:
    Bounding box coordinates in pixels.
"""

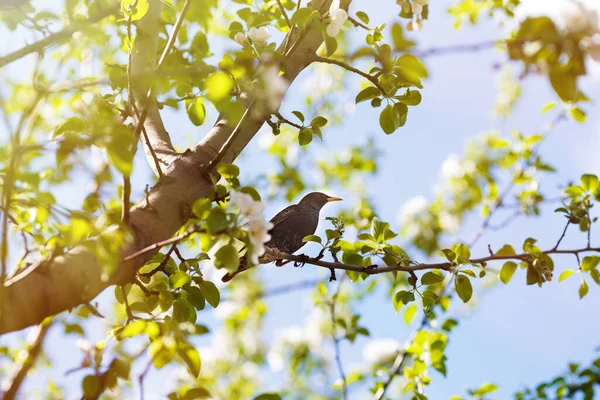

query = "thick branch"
[0,4,120,69]
[0,0,337,335]
[130,0,179,175]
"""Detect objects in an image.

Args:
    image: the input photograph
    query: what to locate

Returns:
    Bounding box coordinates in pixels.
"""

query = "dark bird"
[222,192,342,282]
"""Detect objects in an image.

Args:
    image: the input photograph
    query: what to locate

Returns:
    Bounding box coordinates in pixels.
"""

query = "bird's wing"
[269,204,298,227]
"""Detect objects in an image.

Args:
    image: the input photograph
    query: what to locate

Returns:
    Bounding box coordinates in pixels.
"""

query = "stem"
[312,55,386,94]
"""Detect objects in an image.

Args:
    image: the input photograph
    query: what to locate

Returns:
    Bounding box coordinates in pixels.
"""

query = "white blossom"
[412,3,423,15]
[259,64,289,113]
[439,211,460,233]
[363,338,401,364]
[248,26,270,45]
[230,191,264,219]
[397,195,428,225]
[440,153,464,180]
[326,0,348,37]
[247,219,274,264]
[407,20,423,31]
[234,32,248,46]
[76,339,93,353]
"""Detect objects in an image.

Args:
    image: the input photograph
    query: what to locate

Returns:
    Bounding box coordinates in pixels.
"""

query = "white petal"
[326,23,340,37]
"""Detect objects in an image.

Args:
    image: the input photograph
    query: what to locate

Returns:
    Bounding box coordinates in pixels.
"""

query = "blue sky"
[2,0,600,399]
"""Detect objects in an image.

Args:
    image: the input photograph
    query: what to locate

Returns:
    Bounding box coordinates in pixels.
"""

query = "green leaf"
[323,34,337,56]
[356,11,369,24]
[181,387,212,400]
[541,102,556,113]
[357,233,376,241]
[186,98,206,126]
[455,275,473,303]
[177,344,201,378]
[303,234,322,244]
[495,244,516,256]
[455,243,471,264]
[206,208,228,233]
[396,89,421,106]
[499,261,518,284]
[310,116,327,128]
[253,394,282,400]
[186,286,206,310]
[378,105,394,134]
[121,320,147,338]
[579,279,589,299]
[326,229,341,240]
[107,125,136,176]
[290,7,315,28]
[421,271,444,285]
[121,0,149,21]
[581,174,599,192]
[53,117,87,138]
[214,244,240,271]
[111,358,131,380]
[403,304,417,324]
[216,163,239,179]
[204,72,234,103]
[199,280,220,308]
[549,67,578,102]
[172,299,196,323]
[441,248,456,262]
[291,110,305,122]
[82,375,101,398]
[298,127,312,146]
[355,86,381,103]
[570,107,586,123]
[149,338,176,369]
[169,271,191,289]
[392,290,415,312]
[558,269,575,282]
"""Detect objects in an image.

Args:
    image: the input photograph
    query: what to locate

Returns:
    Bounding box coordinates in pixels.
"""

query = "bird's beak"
[327,196,342,202]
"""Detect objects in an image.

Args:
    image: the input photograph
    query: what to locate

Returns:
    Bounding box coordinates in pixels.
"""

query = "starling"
[222,192,342,282]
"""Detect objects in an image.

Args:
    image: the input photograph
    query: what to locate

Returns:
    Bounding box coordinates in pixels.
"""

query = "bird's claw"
[293,254,310,268]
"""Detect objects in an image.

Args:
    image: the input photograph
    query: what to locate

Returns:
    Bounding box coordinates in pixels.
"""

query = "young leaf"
[421,271,444,285]
[499,261,517,284]
[455,275,473,303]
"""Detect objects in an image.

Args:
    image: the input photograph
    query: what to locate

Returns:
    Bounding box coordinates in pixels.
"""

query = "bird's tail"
[221,254,252,282]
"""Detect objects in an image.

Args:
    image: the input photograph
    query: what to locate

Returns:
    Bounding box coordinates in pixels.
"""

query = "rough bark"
[0,0,338,335]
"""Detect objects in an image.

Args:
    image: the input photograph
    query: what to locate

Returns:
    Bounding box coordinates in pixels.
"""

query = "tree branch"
[1,318,53,400]
[0,3,120,69]
[312,55,386,94]
[0,0,339,335]
[129,0,180,176]
[271,245,600,276]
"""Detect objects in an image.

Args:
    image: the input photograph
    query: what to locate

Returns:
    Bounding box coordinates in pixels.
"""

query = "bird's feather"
[268,204,298,226]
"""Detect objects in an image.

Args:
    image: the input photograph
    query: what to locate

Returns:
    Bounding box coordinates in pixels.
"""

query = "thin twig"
[122,175,131,223]
[312,55,386,94]
[275,112,303,129]
[553,221,570,251]
[348,15,369,30]
[0,4,120,68]
[330,280,348,400]
[206,104,253,170]
[138,359,153,400]
[121,285,135,322]
[416,40,500,59]
[2,318,53,400]
[276,0,292,28]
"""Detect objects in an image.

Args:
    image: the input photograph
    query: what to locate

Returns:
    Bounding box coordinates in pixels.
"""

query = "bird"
[221,192,342,282]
